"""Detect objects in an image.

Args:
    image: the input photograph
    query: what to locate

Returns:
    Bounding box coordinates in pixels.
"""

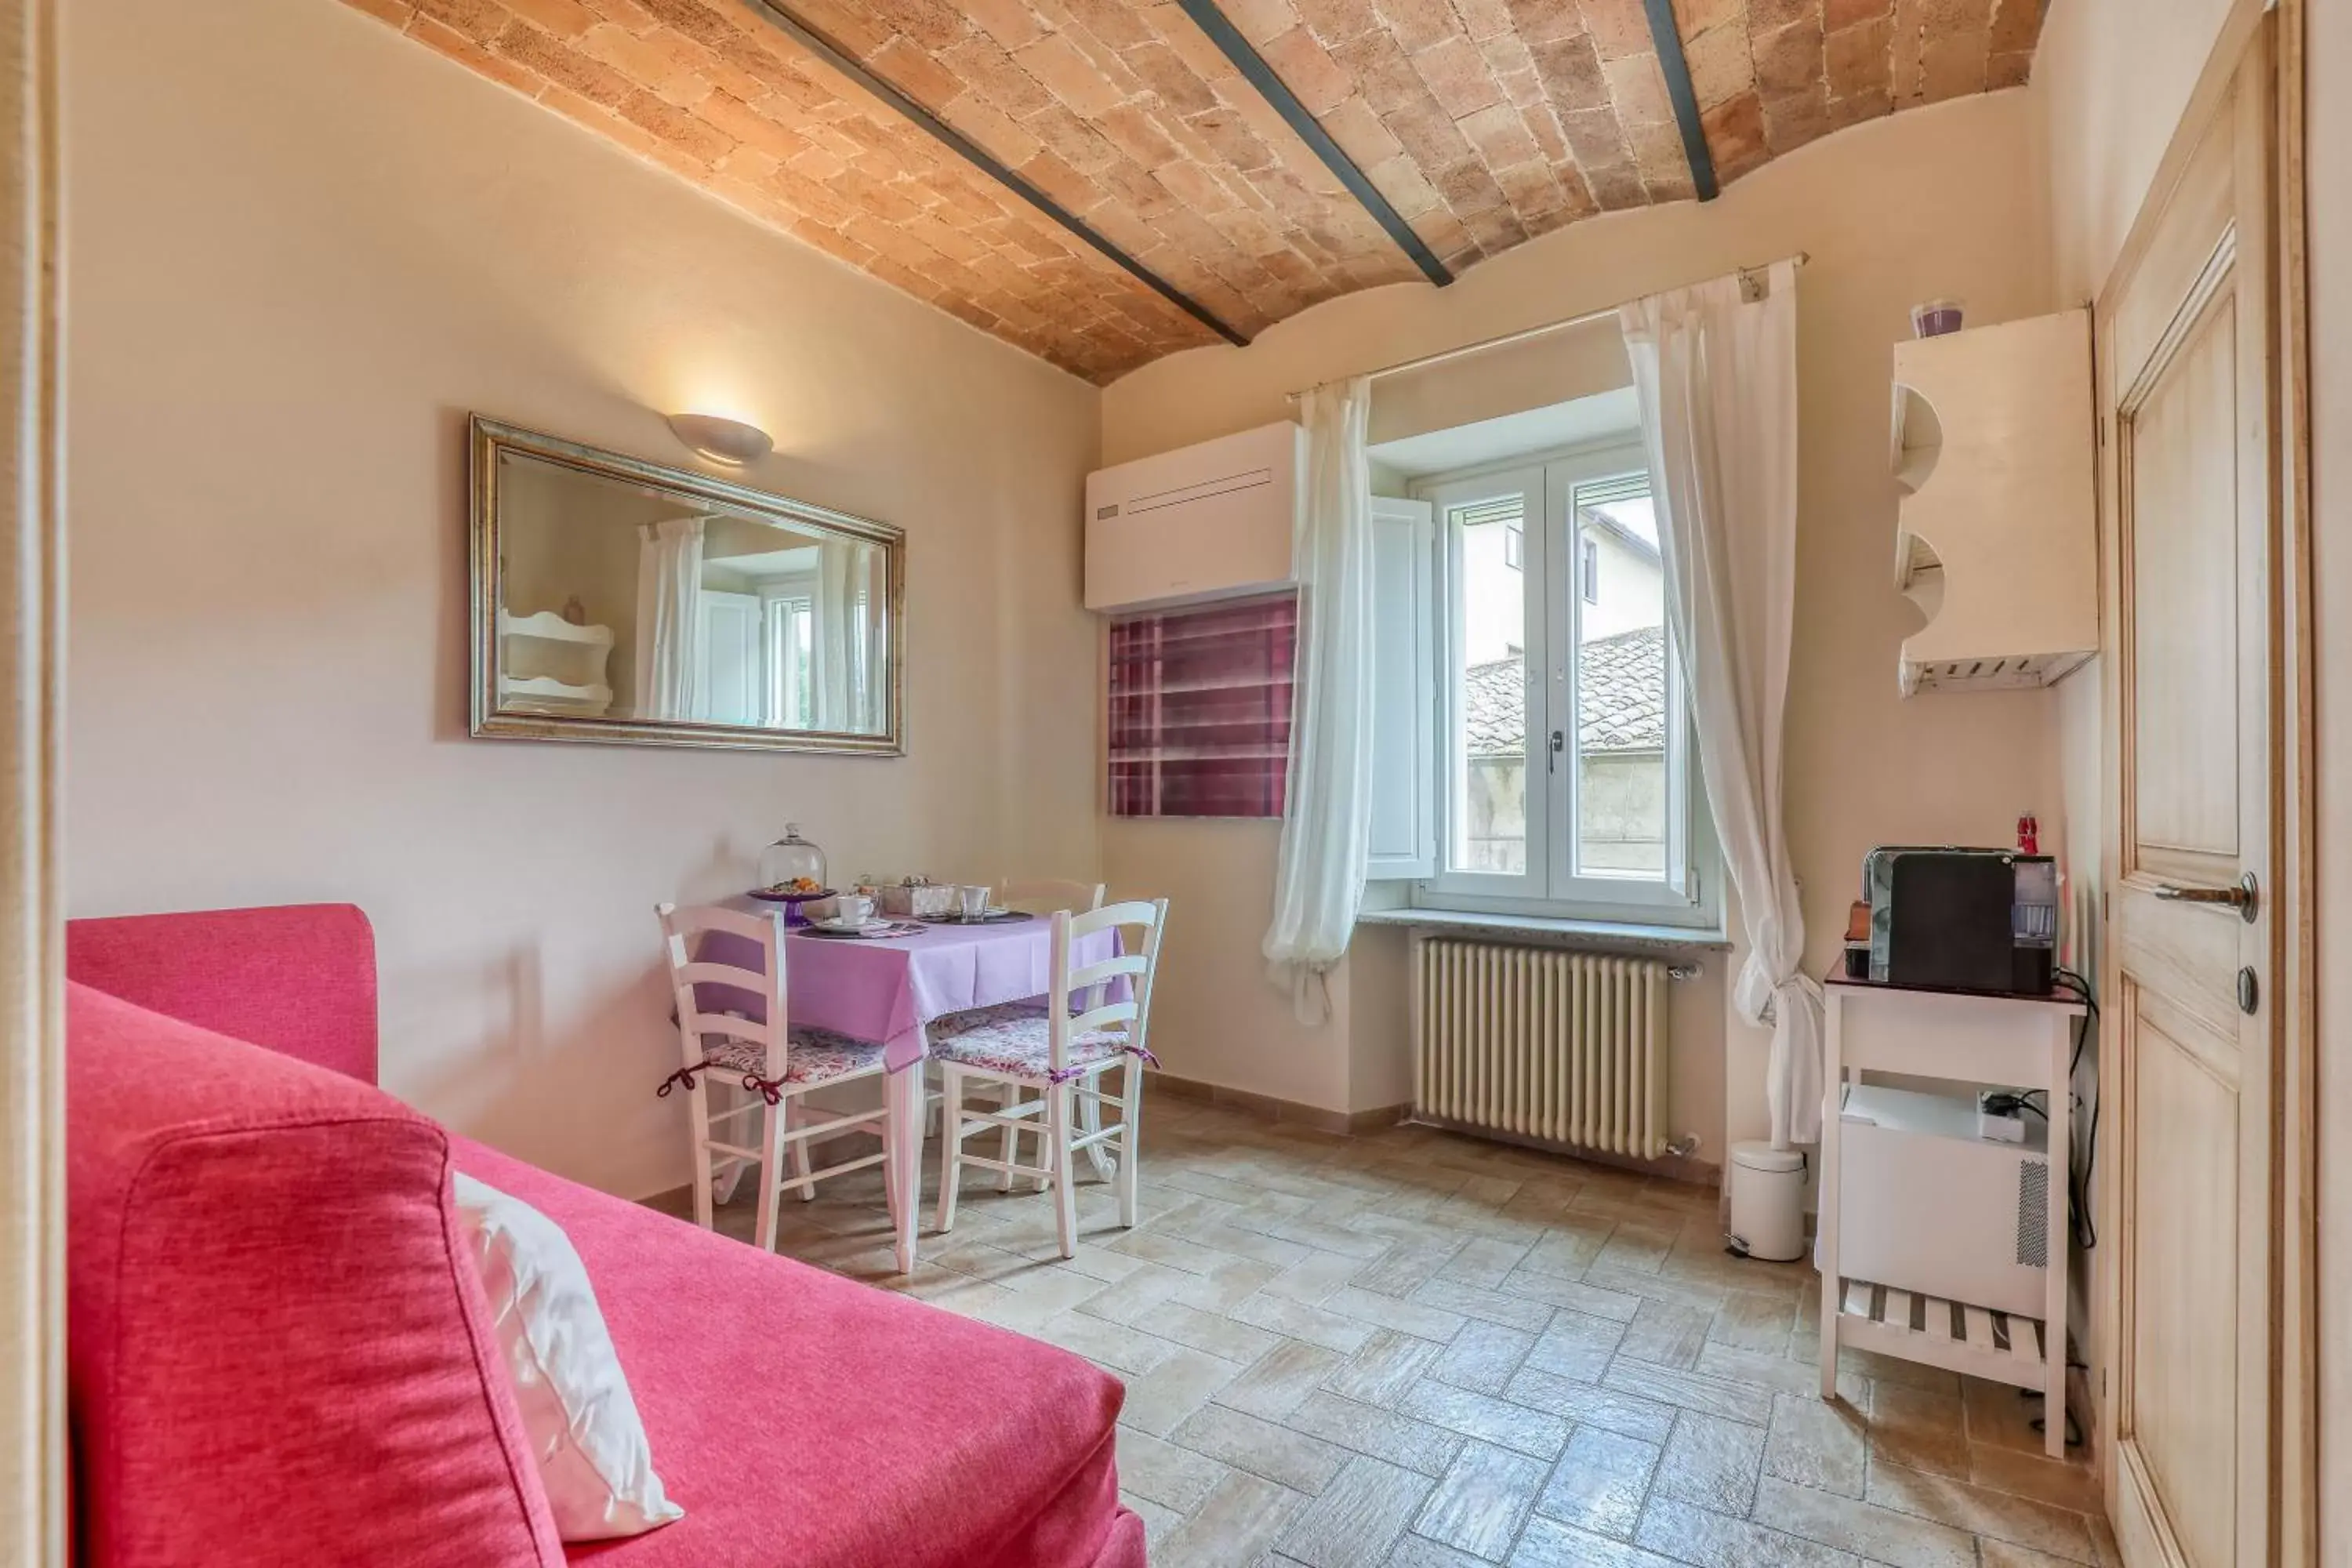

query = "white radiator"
[1414,940,1671,1159]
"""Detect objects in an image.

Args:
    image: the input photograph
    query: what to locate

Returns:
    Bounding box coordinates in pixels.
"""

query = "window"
[761,593,814,729]
[1107,593,1297,818]
[1394,442,1711,926]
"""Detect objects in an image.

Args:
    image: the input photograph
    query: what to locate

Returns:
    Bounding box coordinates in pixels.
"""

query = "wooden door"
[2100,20,2280,1568]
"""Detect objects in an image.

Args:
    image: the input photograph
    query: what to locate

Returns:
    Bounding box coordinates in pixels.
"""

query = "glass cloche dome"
[758,824,829,896]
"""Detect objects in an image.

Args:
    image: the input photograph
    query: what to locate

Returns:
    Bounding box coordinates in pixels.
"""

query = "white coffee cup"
[833,893,874,926]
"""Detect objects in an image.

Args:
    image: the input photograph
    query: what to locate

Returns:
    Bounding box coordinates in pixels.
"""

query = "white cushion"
[452,1173,684,1541]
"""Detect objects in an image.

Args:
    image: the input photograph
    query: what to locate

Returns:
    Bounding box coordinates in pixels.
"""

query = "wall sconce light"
[666,412,773,466]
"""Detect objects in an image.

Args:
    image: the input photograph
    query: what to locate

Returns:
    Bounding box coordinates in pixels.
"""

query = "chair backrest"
[1042,898,1169,1072]
[998,877,1107,913]
[654,902,789,1076]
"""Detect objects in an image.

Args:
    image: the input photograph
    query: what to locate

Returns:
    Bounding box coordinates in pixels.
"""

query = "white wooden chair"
[931,899,1167,1258]
[655,902,905,1254]
[989,877,1109,1183]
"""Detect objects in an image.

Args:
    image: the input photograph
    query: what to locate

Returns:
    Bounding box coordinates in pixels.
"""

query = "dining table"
[697,898,1123,1272]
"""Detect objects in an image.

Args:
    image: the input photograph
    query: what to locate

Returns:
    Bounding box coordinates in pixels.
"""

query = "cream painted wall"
[63,0,1102,1200]
[1102,91,2060,1164]
[2034,0,2240,307]
[1370,321,1633,448]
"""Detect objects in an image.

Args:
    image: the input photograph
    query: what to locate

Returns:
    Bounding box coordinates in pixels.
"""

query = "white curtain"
[1261,376,1375,1024]
[633,515,706,721]
[811,539,855,731]
[855,543,888,733]
[1620,260,1821,1148]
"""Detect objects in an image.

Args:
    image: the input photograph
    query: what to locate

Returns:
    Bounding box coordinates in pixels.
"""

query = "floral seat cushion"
[699,1026,886,1086]
[926,1003,1148,1083]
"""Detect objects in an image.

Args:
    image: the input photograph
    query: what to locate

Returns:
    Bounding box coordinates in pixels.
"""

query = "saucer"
[808,916,893,935]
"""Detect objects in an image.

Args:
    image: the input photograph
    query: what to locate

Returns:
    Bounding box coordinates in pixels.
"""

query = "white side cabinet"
[1893,310,2098,694]
[1815,979,2084,1457]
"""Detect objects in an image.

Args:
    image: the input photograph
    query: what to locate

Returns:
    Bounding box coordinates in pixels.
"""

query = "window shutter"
[1367,496,1436,880]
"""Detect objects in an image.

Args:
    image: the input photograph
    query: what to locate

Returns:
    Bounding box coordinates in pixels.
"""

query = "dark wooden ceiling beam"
[1640,0,1720,201]
[1171,0,1454,287]
[746,0,1250,347]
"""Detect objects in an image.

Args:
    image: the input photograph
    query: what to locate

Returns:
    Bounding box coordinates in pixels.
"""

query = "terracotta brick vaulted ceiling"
[348,0,2045,383]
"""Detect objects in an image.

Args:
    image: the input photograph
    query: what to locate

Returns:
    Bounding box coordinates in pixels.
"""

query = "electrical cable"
[2050,967,2100,1250]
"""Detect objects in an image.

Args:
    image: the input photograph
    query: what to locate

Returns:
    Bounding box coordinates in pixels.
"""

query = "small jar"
[758,824,828,896]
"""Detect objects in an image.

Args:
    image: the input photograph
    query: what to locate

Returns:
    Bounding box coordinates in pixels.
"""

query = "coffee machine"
[1856,846,2058,996]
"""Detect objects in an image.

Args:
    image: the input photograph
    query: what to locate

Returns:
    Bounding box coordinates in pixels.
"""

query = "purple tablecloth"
[695,915,1122,1073]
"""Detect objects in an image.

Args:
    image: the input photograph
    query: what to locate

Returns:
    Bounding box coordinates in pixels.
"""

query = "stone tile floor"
[655,1098,2115,1568]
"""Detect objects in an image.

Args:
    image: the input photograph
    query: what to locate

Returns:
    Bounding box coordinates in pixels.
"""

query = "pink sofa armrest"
[67,983,560,1566]
[65,904,379,1084]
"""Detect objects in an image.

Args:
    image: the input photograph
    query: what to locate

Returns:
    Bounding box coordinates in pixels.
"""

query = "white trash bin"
[1726,1140,1806,1261]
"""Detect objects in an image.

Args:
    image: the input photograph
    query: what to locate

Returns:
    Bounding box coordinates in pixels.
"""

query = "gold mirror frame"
[468,415,905,756]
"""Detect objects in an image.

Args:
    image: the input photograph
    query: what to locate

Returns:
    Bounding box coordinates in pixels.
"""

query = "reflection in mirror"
[473,418,900,753]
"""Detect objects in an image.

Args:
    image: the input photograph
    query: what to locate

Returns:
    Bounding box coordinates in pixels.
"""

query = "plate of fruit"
[748,876,832,905]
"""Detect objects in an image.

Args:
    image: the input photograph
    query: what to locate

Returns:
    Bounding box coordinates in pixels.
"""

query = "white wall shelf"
[497,673,614,713]
[1890,310,2098,695]
[499,608,615,648]
[497,608,615,716]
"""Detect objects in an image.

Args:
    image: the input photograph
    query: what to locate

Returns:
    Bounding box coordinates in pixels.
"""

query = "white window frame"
[759,590,814,730]
[1426,461,1550,903]
[1413,437,1720,931]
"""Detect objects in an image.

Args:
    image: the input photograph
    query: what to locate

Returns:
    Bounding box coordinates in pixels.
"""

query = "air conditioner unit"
[1084,421,1303,613]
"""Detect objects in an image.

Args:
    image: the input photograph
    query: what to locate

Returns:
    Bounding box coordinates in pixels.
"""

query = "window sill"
[1355,906,1733,951]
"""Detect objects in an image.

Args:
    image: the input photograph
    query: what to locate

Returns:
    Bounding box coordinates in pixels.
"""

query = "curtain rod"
[1284,252,1809,403]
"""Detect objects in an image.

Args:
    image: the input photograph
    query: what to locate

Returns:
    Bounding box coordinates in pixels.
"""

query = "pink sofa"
[66,904,1147,1568]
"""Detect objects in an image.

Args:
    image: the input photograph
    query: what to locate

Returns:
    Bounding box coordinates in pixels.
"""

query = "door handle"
[2152,872,2259,923]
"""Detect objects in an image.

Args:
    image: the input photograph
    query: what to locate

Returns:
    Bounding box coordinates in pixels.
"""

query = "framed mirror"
[470,416,903,755]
